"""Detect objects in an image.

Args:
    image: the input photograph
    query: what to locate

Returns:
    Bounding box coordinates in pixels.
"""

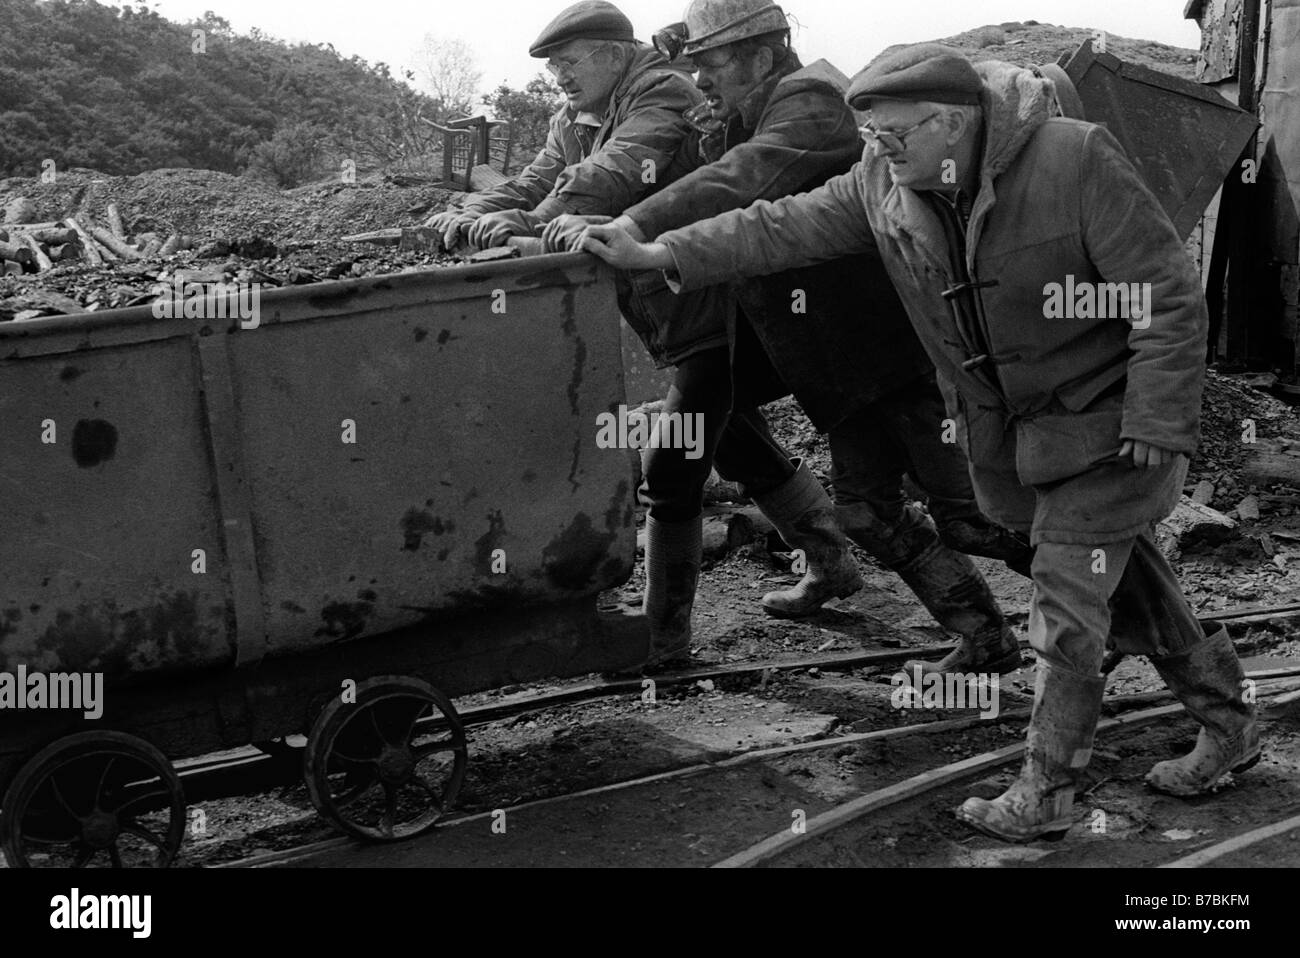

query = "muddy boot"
[754,460,863,619]
[642,514,703,669]
[930,501,1035,579]
[839,504,1020,676]
[957,662,1105,842]
[1145,623,1261,796]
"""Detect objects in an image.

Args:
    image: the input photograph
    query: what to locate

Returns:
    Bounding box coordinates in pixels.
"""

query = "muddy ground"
[143,382,1300,868]
[4,28,1299,863]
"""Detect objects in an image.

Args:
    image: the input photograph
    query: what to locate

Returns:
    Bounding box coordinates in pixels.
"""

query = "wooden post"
[1224,0,1263,365]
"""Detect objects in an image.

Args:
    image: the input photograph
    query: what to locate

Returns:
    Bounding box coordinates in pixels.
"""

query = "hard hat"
[680,0,788,56]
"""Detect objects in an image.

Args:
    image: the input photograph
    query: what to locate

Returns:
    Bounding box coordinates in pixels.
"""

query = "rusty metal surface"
[0,253,637,686]
[0,333,237,681]
[1189,0,1247,84]
[1059,39,1259,239]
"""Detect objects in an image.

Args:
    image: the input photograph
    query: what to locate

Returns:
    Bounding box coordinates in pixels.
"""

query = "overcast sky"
[144,0,1202,97]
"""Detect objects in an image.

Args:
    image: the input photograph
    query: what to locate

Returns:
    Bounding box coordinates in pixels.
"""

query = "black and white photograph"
[0,0,1295,932]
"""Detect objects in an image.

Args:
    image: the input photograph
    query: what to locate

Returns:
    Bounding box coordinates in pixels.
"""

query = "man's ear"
[943,109,969,148]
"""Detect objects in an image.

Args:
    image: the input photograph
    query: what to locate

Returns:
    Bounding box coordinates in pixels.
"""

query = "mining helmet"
[662,0,788,58]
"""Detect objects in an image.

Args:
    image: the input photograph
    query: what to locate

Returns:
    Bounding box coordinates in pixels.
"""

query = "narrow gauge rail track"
[179,598,1300,803]
[11,602,1291,868]
[220,667,1300,868]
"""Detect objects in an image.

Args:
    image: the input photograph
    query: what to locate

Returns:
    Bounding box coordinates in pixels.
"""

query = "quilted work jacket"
[462,43,728,365]
[657,60,1208,531]
[622,55,932,429]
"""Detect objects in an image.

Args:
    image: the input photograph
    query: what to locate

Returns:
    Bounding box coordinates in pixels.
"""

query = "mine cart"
[0,249,647,865]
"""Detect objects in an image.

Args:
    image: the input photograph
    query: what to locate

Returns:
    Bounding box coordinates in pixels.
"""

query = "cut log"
[91,226,141,261]
[701,516,732,559]
[159,233,182,256]
[93,237,119,262]
[141,238,162,257]
[25,227,77,245]
[105,203,125,239]
[398,227,443,252]
[724,505,777,545]
[1242,439,1300,490]
[0,242,35,266]
[2,221,61,232]
[342,227,444,253]
[341,228,402,245]
[47,242,84,263]
[64,218,103,265]
[16,233,52,271]
[1155,495,1237,557]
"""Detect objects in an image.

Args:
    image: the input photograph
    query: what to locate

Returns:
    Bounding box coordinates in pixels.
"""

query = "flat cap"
[529,1,635,57]
[845,43,982,109]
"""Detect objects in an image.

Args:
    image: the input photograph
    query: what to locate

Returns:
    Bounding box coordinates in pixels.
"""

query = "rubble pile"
[0,169,506,322]
[934,21,1198,78]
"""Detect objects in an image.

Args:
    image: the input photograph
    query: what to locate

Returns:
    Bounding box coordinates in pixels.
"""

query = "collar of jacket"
[733,52,804,130]
[569,43,680,131]
[879,59,1053,274]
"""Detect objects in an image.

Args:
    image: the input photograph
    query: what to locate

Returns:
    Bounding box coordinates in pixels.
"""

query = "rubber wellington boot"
[755,460,863,619]
[1145,623,1261,796]
[930,502,1036,579]
[642,514,703,669]
[957,662,1105,842]
[869,508,1021,677]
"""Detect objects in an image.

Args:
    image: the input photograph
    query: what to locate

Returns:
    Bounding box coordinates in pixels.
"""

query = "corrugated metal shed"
[1187,0,1300,383]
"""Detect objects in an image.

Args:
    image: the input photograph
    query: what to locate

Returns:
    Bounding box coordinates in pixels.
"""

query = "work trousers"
[827,375,1028,562]
[639,346,794,522]
[975,455,1204,675]
[1030,530,1205,676]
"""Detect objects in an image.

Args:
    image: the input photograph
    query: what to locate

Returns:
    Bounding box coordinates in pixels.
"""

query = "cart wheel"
[304,676,467,842]
[0,731,187,868]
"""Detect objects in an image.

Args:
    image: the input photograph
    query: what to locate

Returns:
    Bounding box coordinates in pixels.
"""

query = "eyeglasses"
[858,111,941,152]
[690,46,738,71]
[545,44,605,78]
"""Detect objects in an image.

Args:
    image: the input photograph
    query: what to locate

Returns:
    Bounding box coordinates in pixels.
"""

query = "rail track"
[176,597,1300,801]
[217,665,1300,868]
[10,599,1296,868]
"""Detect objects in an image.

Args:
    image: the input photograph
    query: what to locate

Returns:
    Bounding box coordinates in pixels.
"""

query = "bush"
[245,122,327,188]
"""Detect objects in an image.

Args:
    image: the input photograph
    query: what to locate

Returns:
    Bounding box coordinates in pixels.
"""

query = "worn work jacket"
[460,44,729,365]
[623,55,932,429]
[656,60,1208,537]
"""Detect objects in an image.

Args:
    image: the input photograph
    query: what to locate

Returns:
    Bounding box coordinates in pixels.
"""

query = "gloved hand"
[467,209,541,249]
[542,214,614,253]
[424,209,479,251]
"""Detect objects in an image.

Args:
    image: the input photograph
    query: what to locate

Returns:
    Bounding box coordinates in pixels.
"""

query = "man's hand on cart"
[424,210,479,251]
[579,222,673,272]
[541,214,614,253]
[467,210,540,249]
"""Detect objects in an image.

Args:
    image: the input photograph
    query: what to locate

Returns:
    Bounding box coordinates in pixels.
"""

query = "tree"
[411,36,482,120]
[482,75,562,171]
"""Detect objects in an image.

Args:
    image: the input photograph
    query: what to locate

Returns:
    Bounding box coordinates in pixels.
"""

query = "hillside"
[931,20,1198,78]
[0,0,439,180]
